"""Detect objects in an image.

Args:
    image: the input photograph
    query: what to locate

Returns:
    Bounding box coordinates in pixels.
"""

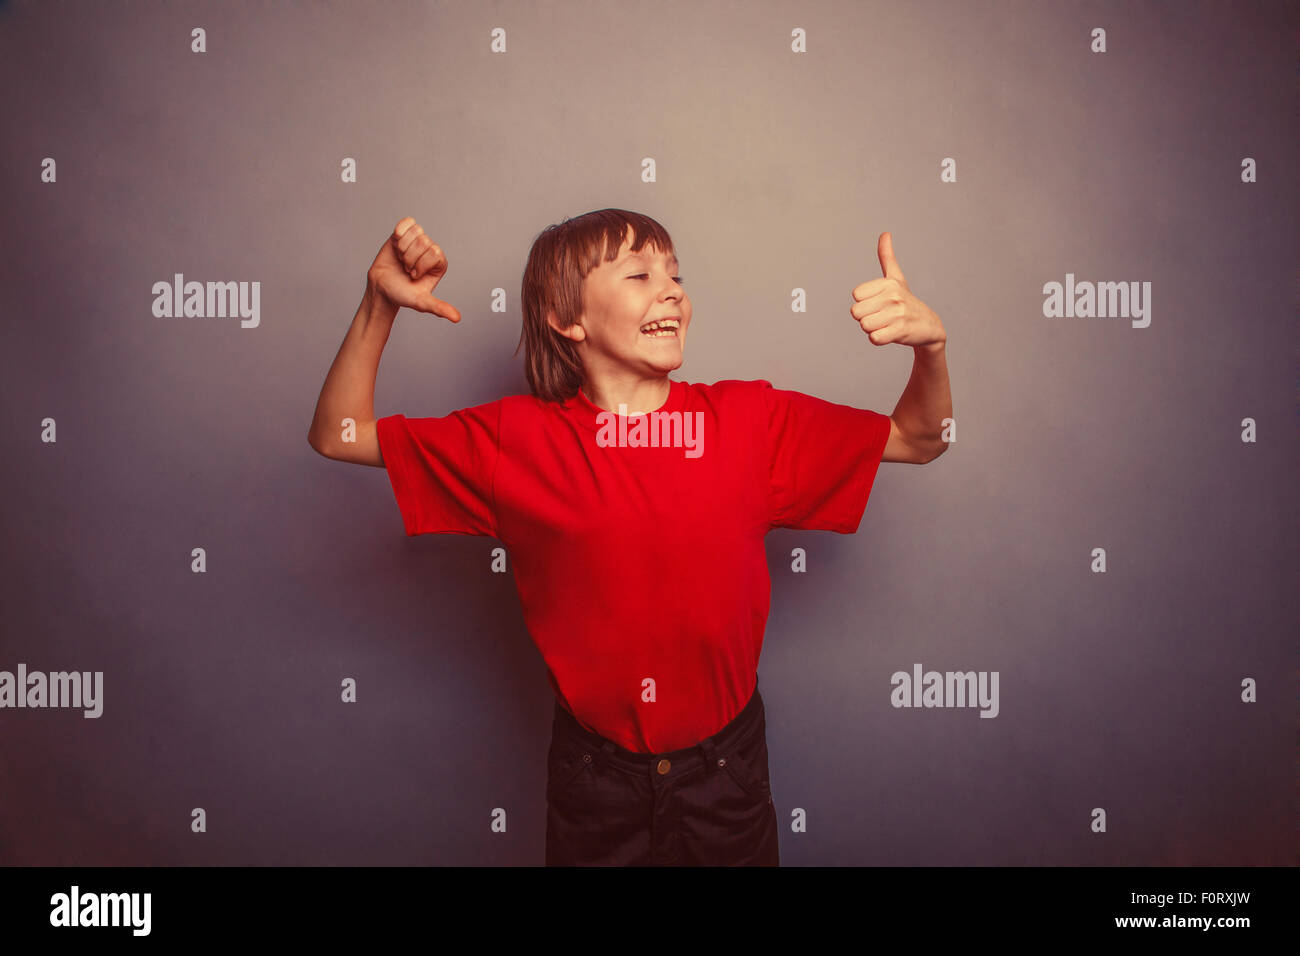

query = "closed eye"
[630,274,685,285]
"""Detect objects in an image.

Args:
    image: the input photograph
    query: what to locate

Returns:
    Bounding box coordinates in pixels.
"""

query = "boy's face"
[558,231,692,378]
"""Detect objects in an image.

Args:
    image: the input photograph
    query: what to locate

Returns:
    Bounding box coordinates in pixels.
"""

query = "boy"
[307,209,951,866]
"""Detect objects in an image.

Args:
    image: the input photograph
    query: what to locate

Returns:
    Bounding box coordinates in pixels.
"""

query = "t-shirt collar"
[562,378,686,432]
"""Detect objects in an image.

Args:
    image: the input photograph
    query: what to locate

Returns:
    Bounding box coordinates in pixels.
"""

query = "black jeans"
[545,683,780,866]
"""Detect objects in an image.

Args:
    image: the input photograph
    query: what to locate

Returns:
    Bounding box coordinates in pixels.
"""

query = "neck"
[580,376,672,415]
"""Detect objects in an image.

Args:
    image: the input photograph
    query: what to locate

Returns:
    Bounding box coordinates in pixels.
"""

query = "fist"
[366,217,462,322]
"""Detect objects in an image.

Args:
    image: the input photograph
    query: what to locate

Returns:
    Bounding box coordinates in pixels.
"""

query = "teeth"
[641,320,680,333]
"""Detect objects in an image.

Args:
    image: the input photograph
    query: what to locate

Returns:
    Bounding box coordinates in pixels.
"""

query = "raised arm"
[307,218,462,466]
[306,287,394,466]
[850,231,951,464]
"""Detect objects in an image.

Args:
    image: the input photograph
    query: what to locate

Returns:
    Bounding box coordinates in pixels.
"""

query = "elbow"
[923,441,949,464]
[307,429,333,459]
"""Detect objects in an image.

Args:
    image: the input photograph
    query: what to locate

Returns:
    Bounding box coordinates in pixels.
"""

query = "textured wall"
[0,0,1294,866]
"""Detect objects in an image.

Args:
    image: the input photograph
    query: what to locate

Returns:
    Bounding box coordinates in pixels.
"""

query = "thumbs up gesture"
[850,233,947,352]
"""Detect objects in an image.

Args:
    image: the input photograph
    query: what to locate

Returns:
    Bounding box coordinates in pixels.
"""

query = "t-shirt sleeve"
[759,379,892,533]
[375,401,501,537]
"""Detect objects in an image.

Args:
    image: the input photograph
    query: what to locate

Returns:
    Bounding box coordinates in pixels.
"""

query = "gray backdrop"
[1,0,1295,866]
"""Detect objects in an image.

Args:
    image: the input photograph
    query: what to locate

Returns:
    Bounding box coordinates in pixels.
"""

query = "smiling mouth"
[640,318,681,338]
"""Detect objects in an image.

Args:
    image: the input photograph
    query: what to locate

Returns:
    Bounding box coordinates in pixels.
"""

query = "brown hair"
[515,209,677,403]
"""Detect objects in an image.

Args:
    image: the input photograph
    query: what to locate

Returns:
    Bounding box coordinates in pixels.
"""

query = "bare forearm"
[307,285,398,455]
[891,342,952,459]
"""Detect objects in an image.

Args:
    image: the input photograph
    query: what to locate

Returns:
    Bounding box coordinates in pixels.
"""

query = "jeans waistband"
[551,681,766,777]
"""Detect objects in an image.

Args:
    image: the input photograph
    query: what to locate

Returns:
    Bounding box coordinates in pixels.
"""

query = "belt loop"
[697,732,719,773]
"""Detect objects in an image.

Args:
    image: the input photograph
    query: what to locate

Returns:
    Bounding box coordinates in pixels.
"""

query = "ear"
[547,310,586,342]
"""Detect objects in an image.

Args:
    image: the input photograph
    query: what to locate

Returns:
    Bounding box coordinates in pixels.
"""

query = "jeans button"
[582,753,592,763]
[656,758,671,775]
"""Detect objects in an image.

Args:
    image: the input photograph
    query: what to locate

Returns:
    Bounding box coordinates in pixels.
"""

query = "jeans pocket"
[546,736,594,798]
[718,731,770,798]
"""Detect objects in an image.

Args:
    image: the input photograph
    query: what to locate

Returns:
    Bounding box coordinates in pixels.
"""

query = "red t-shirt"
[376,378,891,753]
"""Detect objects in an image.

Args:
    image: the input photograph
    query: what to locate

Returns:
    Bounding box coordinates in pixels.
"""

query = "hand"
[366,217,462,321]
[849,232,946,351]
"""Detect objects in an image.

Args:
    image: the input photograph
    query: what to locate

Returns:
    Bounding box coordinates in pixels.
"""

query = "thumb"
[418,292,461,322]
[878,232,906,283]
